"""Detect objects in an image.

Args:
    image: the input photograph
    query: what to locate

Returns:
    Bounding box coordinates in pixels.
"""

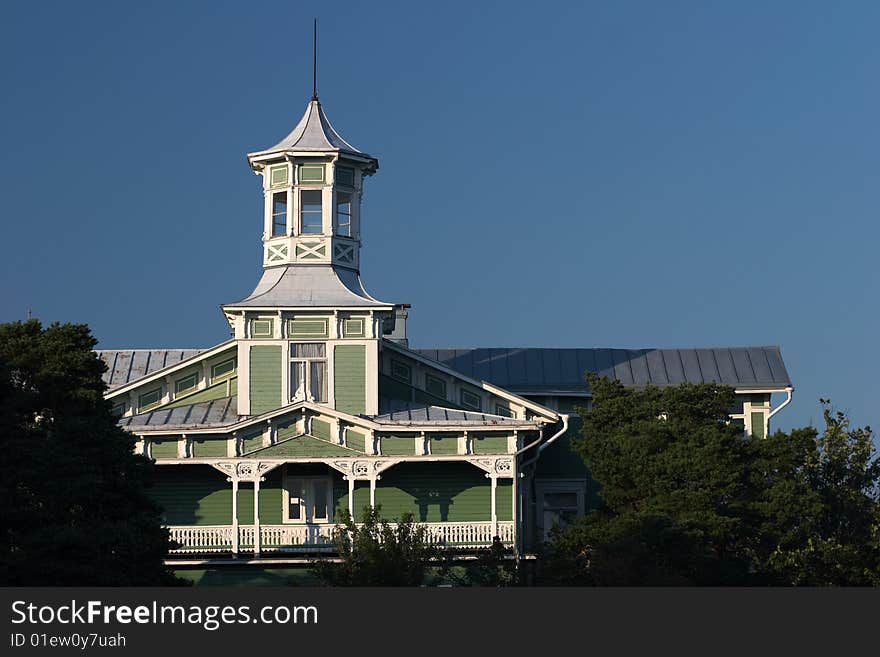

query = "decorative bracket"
[326,458,402,480]
[211,460,281,482]
[468,457,514,478]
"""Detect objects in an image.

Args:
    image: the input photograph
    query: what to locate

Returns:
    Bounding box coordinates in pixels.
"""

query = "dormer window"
[336,191,352,237]
[300,190,323,234]
[271,192,287,237]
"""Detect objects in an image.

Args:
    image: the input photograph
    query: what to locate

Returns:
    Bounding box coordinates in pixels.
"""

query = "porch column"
[230,478,239,556]
[512,470,519,556]
[347,476,355,516]
[253,477,261,556]
[369,476,377,508]
[489,474,498,538]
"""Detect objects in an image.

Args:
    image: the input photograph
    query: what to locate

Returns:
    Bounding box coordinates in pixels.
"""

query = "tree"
[0,320,183,585]
[310,506,439,586]
[542,374,755,585]
[541,374,880,585]
[749,402,880,585]
[446,537,520,587]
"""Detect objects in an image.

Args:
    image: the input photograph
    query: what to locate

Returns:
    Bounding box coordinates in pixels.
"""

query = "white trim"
[534,479,587,542]
[282,467,334,525]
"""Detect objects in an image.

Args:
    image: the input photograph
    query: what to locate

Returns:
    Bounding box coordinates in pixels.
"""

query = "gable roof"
[412,347,792,394]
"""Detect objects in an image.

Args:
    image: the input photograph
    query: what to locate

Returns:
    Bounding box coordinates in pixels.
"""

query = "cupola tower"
[221,89,403,417]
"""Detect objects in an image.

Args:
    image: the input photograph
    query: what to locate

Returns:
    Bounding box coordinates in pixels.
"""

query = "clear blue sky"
[2,1,878,433]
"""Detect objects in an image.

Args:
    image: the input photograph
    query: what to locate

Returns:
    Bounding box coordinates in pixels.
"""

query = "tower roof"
[222,264,394,310]
[248,99,377,167]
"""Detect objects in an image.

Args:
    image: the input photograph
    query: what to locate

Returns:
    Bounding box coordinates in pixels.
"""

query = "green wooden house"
[97,90,794,578]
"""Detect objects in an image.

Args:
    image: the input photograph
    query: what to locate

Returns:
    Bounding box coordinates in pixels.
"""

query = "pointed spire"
[312,18,318,102]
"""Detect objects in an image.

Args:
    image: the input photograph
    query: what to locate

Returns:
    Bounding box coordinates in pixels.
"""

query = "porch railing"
[167,521,514,554]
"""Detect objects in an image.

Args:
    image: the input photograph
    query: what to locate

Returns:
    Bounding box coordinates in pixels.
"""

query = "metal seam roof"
[250,99,372,160]
[411,346,792,392]
[100,345,792,401]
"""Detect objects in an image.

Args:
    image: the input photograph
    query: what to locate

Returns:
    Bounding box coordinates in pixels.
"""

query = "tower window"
[300,190,323,234]
[290,342,327,403]
[336,167,355,187]
[336,191,352,237]
[271,192,287,237]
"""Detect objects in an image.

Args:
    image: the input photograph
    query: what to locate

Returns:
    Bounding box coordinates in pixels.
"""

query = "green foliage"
[541,374,880,586]
[445,538,520,587]
[752,402,880,585]
[310,505,439,586]
[0,320,184,585]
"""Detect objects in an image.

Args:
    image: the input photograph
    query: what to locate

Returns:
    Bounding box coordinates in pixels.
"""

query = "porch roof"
[118,396,241,431]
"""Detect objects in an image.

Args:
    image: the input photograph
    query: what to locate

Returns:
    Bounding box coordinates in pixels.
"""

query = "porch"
[154,459,518,556]
[167,520,515,554]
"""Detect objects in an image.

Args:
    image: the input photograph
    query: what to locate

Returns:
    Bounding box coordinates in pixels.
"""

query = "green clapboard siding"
[166,381,228,408]
[150,438,179,459]
[374,462,494,523]
[496,480,513,522]
[334,345,366,415]
[239,429,263,455]
[191,435,228,458]
[345,429,366,453]
[248,435,355,458]
[379,373,412,403]
[751,412,766,439]
[379,373,465,409]
[471,434,509,455]
[381,434,416,456]
[276,418,299,441]
[430,433,459,455]
[250,346,282,415]
[534,420,589,478]
[238,469,283,525]
[336,480,370,519]
[311,419,331,441]
[149,465,231,525]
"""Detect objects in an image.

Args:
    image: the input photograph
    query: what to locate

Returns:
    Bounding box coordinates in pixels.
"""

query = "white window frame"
[535,479,587,541]
[289,342,327,403]
[299,188,324,235]
[335,189,353,237]
[270,190,288,237]
[282,470,334,524]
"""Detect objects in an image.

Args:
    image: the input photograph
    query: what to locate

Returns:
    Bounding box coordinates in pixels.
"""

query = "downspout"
[768,387,794,421]
[518,414,570,469]
[514,414,570,558]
